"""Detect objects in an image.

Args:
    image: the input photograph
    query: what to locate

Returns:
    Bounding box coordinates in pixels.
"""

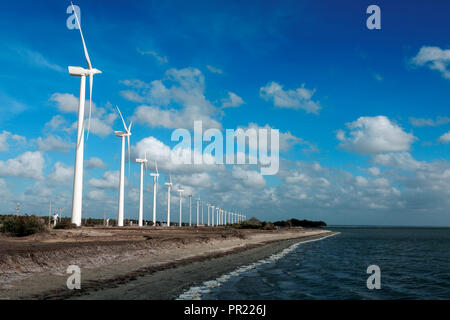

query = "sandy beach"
[0,227,334,300]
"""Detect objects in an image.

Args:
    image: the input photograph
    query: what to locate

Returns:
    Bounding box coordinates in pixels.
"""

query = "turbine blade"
[71,2,92,69]
[127,134,131,176]
[86,74,93,139]
[116,106,128,132]
[128,121,133,133]
[155,160,158,174]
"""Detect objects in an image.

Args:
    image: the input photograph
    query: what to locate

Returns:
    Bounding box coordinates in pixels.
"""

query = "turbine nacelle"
[68,66,102,77]
[114,131,131,137]
[136,158,148,163]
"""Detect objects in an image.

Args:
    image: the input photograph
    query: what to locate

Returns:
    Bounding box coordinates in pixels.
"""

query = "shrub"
[0,215,48,237]
[54,221,78,229]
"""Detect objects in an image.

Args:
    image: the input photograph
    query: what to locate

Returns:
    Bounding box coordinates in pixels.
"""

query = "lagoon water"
[191,227,450,300]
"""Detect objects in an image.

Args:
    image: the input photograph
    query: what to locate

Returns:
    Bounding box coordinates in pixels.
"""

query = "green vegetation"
[235,217,326,230]
[273,218,326,228]
[0,215,48,237]
[54,221,78,229]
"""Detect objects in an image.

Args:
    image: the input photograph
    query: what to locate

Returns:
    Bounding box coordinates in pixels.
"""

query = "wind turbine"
[188,194,192,227]
[165,175,173,226]
[196,197,200,227]
[115,106,132,227]
[136,154,148,227]
[150,161,159,226]
[211,205,215,227]
[178,189,184,227]
[68,3,102,226]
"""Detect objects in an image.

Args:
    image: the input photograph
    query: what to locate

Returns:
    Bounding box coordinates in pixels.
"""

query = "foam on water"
[177,233,338,300]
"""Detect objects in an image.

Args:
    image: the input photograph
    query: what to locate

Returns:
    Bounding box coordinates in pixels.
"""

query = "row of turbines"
[67,4,247,227]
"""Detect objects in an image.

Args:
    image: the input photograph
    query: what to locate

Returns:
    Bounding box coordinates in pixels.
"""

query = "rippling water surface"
[191,227,450,300]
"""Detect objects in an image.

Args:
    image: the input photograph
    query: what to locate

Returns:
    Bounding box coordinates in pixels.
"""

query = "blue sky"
[0,0,449,226]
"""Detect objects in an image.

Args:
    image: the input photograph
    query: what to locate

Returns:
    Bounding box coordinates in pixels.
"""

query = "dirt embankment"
[0,227,332,299]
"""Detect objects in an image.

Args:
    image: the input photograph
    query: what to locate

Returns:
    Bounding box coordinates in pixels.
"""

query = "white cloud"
[87,189,107,200]
[89,171,120,189]
[337,116,416,154]
[131,136,219,174]
[122,67,222,130]
[49,162,73,184]
[409,116,450,127]
[438,131,450,143]
[206,65,223,74]
[44,115,68,131]
[137,49,168,64]
[411,46,450,79]
[221,92,245,108]
[0,151,44,179]
[231,167,266,188]
[368,167,381,176]
[50,93,79,113]
[37,135,73,153]
[0,131,26,152]
[85,157,107,169]
[50,94,117,138]
[260,81,321,114]
[12,46,64,72]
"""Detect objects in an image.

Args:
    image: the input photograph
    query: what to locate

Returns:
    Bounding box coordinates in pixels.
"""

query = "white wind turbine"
[188,194,192,227]
[68,2,102,226]
[196,197,200,227]
[150,160,159,226]
[165,175,173,226]
[178,189,184,227]
[136,154,148,227]
[115,106,132,227]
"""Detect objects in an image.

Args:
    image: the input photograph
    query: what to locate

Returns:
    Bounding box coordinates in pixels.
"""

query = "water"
[182,227,450,300]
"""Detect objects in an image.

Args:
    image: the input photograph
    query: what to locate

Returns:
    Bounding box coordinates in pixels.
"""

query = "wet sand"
[0,227,334,300]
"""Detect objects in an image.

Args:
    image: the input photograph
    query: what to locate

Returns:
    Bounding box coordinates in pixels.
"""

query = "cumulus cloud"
[438,131,450,143]
[131,136,219,174]
[221,92,245,108]
[44,115,68,131]
[231,167,266,188]
[337,116,416,154]
[49,94,117,138]
[0,131,26,152]
[122,67,223,130]
[259,81,321,114]
[37,135,73,153]
[88,171,120,189]
[85,157,107,169]
[49,162,73,184]
[410,46,450,79]
[0,151,44,179]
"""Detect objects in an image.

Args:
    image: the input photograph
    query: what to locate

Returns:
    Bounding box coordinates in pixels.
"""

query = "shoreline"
[0,228,336,300]
[72,232,337,300]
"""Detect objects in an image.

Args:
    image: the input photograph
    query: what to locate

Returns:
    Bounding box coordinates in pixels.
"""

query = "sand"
[0,227,334,300]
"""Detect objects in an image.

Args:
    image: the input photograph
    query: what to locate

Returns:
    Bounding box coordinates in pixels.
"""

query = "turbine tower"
[165,175,173,226]
[150,161,159,226]
[114,106,132,227]
[178,189,184,227]
[68,3,102,226]
[206,203,210,226]
[188,194,192,227]
[136,154,148,227]
[196,197,200,227]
